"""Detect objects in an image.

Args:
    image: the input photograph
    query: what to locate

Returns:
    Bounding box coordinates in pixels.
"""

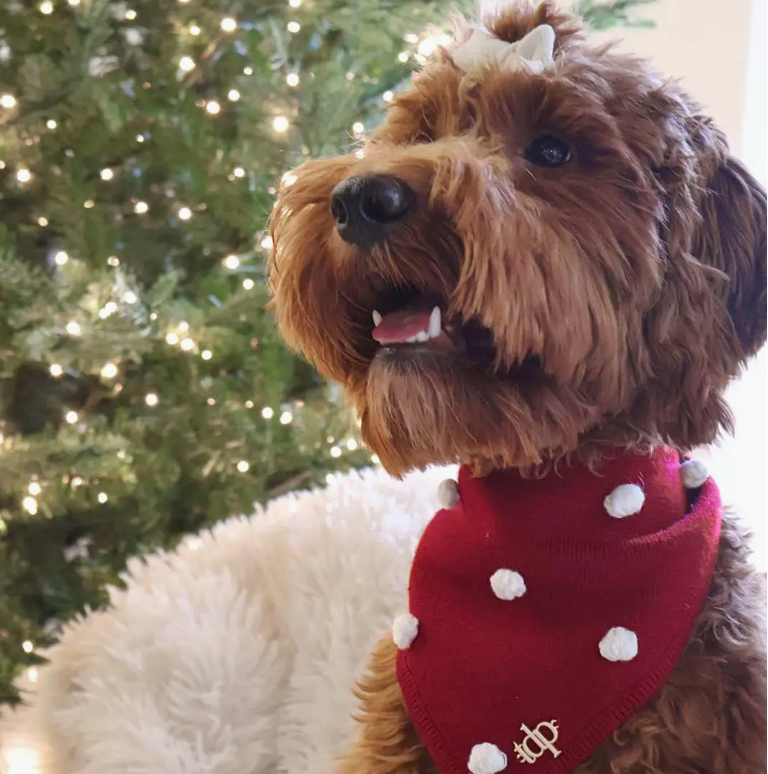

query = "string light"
[49,364,63,377]
[404,33,419,43]
[260,235,274,250]
[134,201,148,214]
[382,90,394,102]
[166,332,180,345]
[270,115,290,133]
[346,438,358,450]
[352,121,364,134]
[97,492,108,503]
[371,453,381,464]
[38,216,49,226]
[206,397,216,405]
[66,320,81,336]
[101,363,118,378]
[261,407,274,419]
[22,497,38,515]
[398,52,409,63]
[236,460,250,472]
[289,0,302,5]
[325,473,335,485]
[221,17,237,32]
[227,89,240,101]
[136,134,145,142]
[108,256,119,266]
[16,168,32,183]
[244,400,254,409]
[282,172,297,186]
[178,206,192,220]
[223,254,240,269]
[180,338,195,351]
[54,250,69,266]
[201,350,212,360]
[286,73,300,87]
[65,410,78,424]
[22,641,34,654]
[72,476,83,488]
[287,21,301,33]
[100,168,114,181]
[205,101,221,115]
[189,24,201,35]
[99,301,117,318]
[179,56,195,72]
[68,0,80,4]
[330,446,342,458]
[243,66,253,75]
[145,393,159,406]
[28,482,41,496]
[39,1,54,14]
[0,94,16,108]
[280,411,293,425]
[28,667,39,683]
[123,291,137,304]
[233,166,245,178]
[242,278,255,290]
[84,200,95,208]
[178,322,189,332]
[46,119,57,129]
[125,9,136,20]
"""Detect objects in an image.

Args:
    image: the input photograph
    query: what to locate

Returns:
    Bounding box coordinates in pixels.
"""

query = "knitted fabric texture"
[395,448,722,774]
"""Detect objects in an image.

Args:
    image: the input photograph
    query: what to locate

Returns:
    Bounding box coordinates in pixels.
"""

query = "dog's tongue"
[372,308,432,344]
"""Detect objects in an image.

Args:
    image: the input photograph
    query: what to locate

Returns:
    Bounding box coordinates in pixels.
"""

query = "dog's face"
[269,2,766,475]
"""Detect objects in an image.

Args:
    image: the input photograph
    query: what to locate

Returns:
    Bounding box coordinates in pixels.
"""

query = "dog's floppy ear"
[694,152,767,359]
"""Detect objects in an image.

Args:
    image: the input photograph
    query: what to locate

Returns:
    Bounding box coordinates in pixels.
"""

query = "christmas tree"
[0,0,653,707]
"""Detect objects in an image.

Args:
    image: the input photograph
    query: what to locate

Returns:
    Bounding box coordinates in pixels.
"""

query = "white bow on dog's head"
[451,23,556,75]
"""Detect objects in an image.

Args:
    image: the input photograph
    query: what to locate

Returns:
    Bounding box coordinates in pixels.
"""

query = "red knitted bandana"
[395,448,721,774]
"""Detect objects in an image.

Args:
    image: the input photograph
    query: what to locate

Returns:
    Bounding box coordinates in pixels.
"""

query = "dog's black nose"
[330,175,415,248]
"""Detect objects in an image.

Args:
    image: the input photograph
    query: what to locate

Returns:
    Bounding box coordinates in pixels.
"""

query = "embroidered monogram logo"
[513,720,562,764]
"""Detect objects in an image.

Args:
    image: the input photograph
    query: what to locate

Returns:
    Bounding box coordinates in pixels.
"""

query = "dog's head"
[269,1,766,476]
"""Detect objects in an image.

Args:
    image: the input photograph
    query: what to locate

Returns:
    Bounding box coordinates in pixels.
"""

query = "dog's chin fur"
[269,0,767,771]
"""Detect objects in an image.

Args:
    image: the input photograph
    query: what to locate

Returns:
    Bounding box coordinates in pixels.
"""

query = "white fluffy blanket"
[0,465,454,774]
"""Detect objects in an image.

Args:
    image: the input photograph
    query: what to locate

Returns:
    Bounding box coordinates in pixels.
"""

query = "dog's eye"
[524,135,572,167]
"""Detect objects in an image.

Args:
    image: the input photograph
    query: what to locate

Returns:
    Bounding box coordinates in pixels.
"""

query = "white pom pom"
[392,613,419,650]
[599,626,638,662]
[681,458,708,489]
[437,478,460,508]
[468,742,508,774]
[490,569,526,600]
[604,483,645,519]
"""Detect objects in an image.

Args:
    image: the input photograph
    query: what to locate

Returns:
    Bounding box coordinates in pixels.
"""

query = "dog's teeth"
[415,330,429,342]
[406,335,418,343]
[428,307,441,339]
[372,310,382,327]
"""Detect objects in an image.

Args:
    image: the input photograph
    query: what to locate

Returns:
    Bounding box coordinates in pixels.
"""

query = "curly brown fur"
[268,1,767,771]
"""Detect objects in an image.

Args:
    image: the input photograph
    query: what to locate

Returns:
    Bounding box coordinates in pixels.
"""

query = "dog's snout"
[330,175,415,247]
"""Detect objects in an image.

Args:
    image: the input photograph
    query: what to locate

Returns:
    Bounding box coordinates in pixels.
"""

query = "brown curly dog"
[268,2,767,773]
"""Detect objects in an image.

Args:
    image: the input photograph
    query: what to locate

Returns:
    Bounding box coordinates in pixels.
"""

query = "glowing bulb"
[330,446,342,458]
[66,320,81,336]
[236,460,250,472]
[227,89,240,101]
[289,0,302,6]
[97,492,108,503]
[134,200,148,214]
[281,172,297,187]
[244,400,254,408]
[50,364,63,377]
[242,278,255,290]
[46,119,57,129]
[261,407,274,419]
[40,1,53,14]
[179,56,195,72]
[180,338,195,351]
[72,476,83,487]
[136,134,145,142]
[101,363,118,378]
[272,115,289,133]
[166,332,180,345]
[286,73,300,87]
[404,33,418,43]
[382,90,394,102]
[201,349,212,360]
[123,291,137,304]
[23,496,38,515]
[108,256,119,266]
[28,667,39,682]
[352,121,364,134]
[125,9,136,19]
[54,250,69,265]
[83,199,95,208]
[178,206,192,220]
[38,216,49,226]
[178,322,189,331]
[233,166,245,178]
[417,33,451,58]
[28,482,41,496]
[221,17,237,32]
[398,52,409,62]
[346,438,358,450]
[205,101,221,115]
[260,235,273,250]
[22,641,34,653]
[100,167,114,180]
[68,0,80,4]
[145,393,159,406]
[287,21,300,33]
[65,410,78,424]
[280,411,293,425]
[223,254,240,269]
[243,66,253,75]
[1,94,17,108]
[189,24,201,35]
[371,453,381,464]
[16,168,32,183]
[99,301,117,318]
